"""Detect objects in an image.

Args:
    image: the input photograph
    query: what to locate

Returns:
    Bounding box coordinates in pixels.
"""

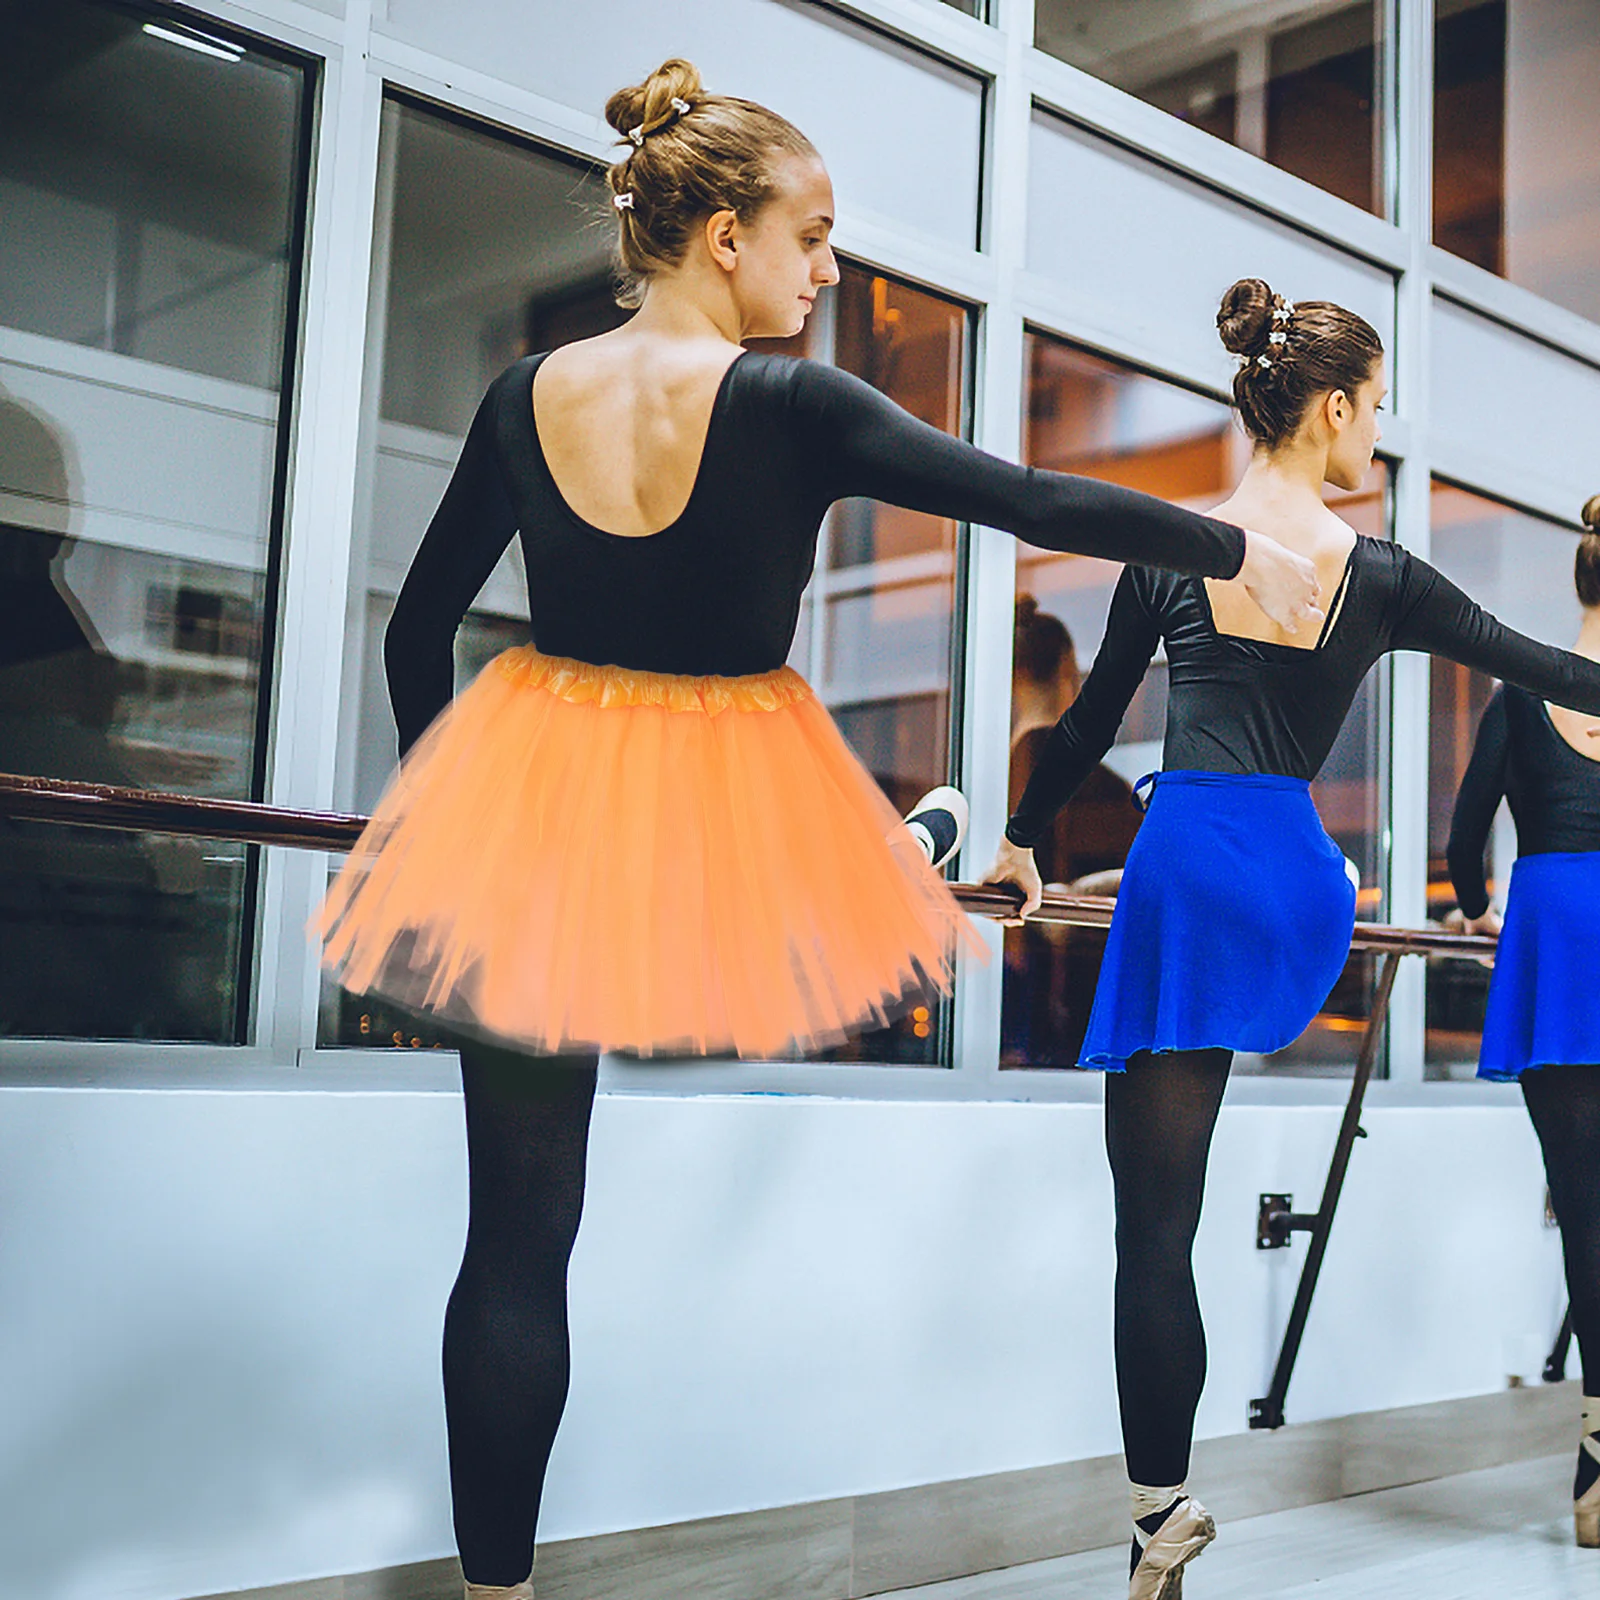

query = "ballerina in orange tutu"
[315,57,1322,1599]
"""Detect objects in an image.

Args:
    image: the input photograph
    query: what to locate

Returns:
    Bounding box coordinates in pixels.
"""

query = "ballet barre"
[0,770,1506,1430]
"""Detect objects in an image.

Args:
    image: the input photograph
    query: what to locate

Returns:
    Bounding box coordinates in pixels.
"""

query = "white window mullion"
[253,7,385,1057]
[954,0,1032,1091]
[1381,0,1437,1085]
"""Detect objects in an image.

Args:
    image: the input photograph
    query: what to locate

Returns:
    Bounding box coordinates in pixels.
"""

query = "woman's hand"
[1444,905,1502,964]
[981,838,1043,925]
[1237,529,1325,635]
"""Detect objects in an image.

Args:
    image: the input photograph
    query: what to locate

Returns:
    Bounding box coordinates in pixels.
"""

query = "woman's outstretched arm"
[1391,551,1600,718]
[984,571,1161,916]
[789,360,1320,632]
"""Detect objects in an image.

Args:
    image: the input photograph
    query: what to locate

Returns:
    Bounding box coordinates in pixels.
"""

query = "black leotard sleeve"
[1006,567,1162,847]
[1446,689,1509,921]
[386,389,520,757]
[789,361,1247,578]
[1389,554,1600,715]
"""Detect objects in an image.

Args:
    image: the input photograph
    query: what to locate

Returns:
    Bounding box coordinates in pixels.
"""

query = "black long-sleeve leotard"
[1008,537,1600,848]
[1447,684,1600,919]
[385,351,1249,755]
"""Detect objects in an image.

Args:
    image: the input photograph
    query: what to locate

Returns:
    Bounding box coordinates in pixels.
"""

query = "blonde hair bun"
[601,59,816,308]
[604,58,703,140]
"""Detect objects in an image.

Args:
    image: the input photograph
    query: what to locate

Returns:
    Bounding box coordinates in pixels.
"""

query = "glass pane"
[0,4,309,1041]
[1434,1,1600,324]
[1034,2,1386,216]
[1425,482,1583,1079]
[790,265,968,1065]
[1005,333,1389,1074]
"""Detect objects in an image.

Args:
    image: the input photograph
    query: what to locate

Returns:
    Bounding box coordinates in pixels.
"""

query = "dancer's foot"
[465,1578,534,1599]
[1127,1491,1215,1599]
[903,785,968,870]
[1576,1398,1600,1548]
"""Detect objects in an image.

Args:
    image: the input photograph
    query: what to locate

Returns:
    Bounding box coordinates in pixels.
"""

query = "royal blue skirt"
[1079,770,1358,1071]
[1478,851,1600,1081]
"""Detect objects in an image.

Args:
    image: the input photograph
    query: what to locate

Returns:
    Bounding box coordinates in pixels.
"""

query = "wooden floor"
[876,1454,1595,1600]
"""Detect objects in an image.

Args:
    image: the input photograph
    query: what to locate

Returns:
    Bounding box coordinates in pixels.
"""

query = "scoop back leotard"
[1449,684,1600,1078]
[320,350,1253,1059]
[1008,539,1600,1066]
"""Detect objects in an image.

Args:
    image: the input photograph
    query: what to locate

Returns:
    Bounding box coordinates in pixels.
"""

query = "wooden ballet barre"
[0,769,1503,1431]
[0,772,1499,955]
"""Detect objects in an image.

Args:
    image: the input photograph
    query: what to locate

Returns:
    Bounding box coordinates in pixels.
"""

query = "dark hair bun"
[1218,278,1276,356]
[1584,494,1600,532]
[604,58,703,140]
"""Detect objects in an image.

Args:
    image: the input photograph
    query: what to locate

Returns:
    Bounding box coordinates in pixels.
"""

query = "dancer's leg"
[1522,1065,1600,1393]
[444,1037,598,1586]
[1105,1047,1230,1595]
[1104,1046,1232,1486]
[1520,1064,1600,1541]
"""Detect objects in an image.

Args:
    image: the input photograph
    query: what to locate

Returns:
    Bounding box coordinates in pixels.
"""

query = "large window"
[1034,1,1389,216]
[1434,1,1600,324]
[0,4,311,1040]
[323,101,969,1065]
[1425,483,1583,1078]
[1006,333,1389,1075]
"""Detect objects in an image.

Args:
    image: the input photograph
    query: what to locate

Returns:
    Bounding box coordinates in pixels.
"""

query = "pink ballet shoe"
[1128,1492,1215,1599]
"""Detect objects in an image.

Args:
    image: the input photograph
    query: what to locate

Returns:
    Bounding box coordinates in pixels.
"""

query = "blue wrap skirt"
[1079,770,1358,1071]
[1478,851,1600,1081]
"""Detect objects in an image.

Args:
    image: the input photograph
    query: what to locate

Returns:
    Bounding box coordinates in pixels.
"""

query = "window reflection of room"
[1033,1,1386,215]
[1424,482,1583,1079]
[1433,0,1600,324]
[0,2,307,1042]
[1006,333,1388,1075]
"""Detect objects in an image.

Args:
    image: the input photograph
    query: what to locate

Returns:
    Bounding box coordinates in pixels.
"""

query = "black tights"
[1104,1047,1231,1487]
[1522,1065,1600,1398]
[443,1037,598,1585]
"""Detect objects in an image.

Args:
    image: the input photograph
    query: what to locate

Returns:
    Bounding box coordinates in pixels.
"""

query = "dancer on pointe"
[315,63,1320,1599]
[1448,492,1600,1550]
[985,281,1600,1600]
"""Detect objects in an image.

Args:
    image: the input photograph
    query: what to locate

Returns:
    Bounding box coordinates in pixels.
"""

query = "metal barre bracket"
[1257,1193,1317,1250]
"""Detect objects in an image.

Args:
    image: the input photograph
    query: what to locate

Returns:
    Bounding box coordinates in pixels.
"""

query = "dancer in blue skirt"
[985,282,1600,1600]
[1449,492,1600,1551]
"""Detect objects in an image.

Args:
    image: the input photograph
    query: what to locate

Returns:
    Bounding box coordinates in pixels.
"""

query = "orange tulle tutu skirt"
[316,646,982,1059]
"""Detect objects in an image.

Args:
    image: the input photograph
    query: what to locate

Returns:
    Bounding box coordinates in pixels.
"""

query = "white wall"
[0,1082,1562,1600]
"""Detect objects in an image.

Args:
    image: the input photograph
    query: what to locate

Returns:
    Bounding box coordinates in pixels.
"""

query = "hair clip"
[629,98,693,148]
[1256,354,1274,369]
[613,191,635,211]
[1272,301,1296,323]
[1268,330,1288,346]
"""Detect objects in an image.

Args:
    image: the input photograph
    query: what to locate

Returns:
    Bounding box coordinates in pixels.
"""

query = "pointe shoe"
[1128,1493,1216,1600]
[464,1579,534,1599]
[1576,1435,1600,1547]
[903,785,969,870]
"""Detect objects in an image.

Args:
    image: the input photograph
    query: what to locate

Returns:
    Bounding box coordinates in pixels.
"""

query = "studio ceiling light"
[141,22,243,62]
